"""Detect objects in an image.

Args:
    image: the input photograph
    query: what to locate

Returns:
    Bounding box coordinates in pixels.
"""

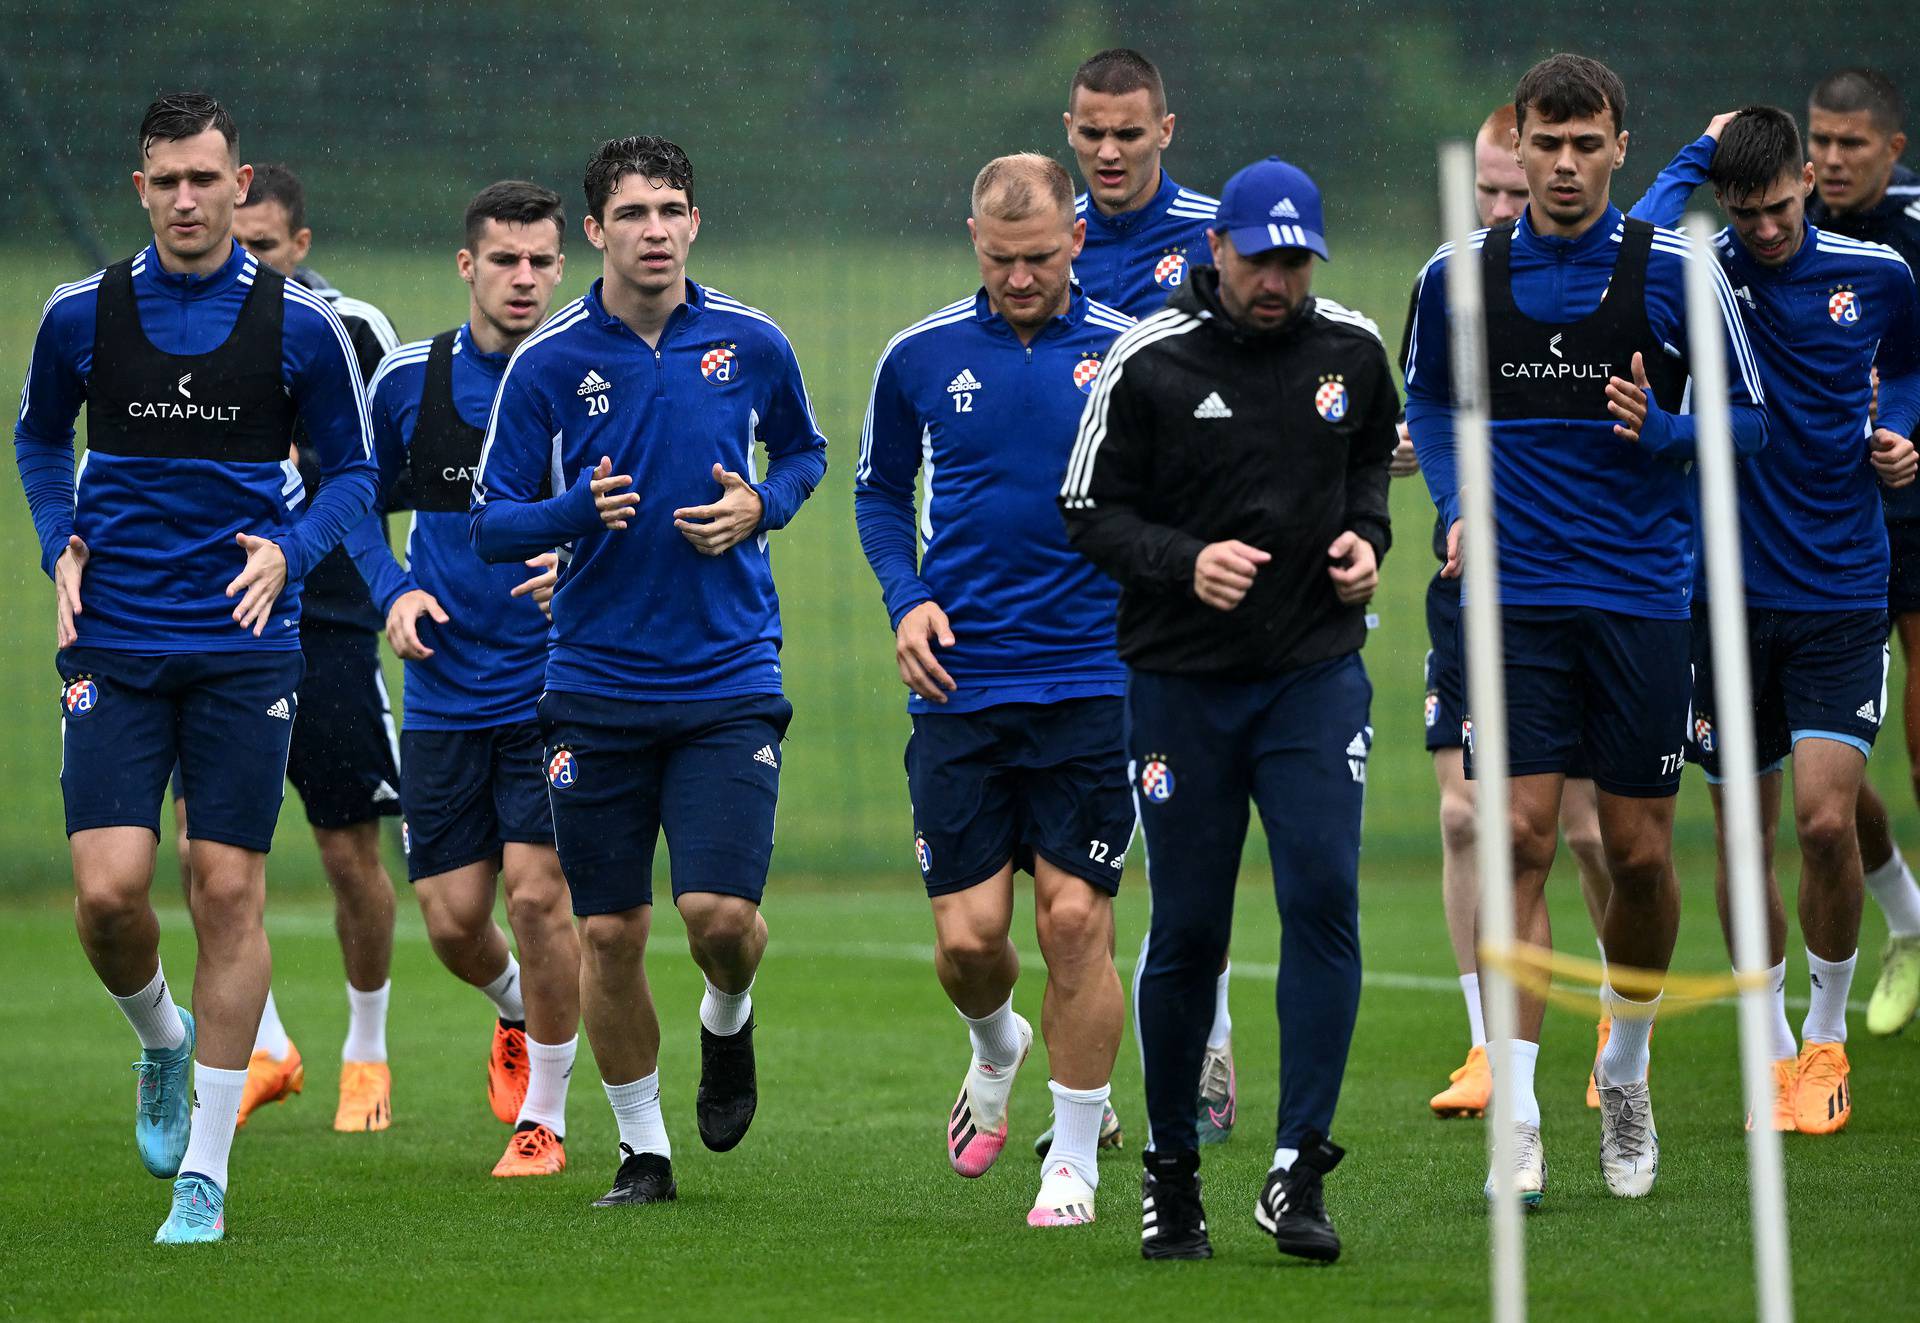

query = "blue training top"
[351,323,549,730]
[1633,135,1920,612]
[856,285,1134,714]
[470,277,827,702]
[13,239,376,652]
[1073,171,1219,320]
[1404,203,1771,620]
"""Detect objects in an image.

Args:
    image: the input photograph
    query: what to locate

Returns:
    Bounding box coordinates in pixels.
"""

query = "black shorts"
[284,625,402,829]
[60,646,304,853]
[400,721,554,882]
[1686,605,1888,779]
[1430,576,1593,778]
[905,697,1134,898]
[539,690,792,917]
[1889,520,1920,617]
[1463,605,1690,798]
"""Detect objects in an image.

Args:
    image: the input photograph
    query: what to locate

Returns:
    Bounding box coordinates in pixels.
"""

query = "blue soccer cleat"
[154,1173,225,1244]
[134,1008,195,1178]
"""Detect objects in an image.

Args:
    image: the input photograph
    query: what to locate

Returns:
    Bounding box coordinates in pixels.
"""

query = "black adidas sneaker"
[1254,1134,1344,1262]
[697,1015,758,1152]
[592,1145,677,1207]
[1141,1149,1212,1260]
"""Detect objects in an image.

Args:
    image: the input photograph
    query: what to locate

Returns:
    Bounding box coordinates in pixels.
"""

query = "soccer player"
[1804,69,1920,1036]
[12,92,376,1242]
[471,136,827,1207]
[1063,157,1398,1263]
[1062,44,1235,1147]
[1635,108,1920,1132]
[350,181,582,1175]
[856,154,1136,1227]
[172,160,405,1133]
[1404,54,1769,1204]
[1403,104,1619,1120]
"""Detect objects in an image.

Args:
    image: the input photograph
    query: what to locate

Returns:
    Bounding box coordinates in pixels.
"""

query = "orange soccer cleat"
[492,1123,566,1178]
[334,1061,392,1132]
[488,1020,529,1125]
[236,1041,305,1128]
[1430,1044,1492,1118]
[1792,1041,1851,1135]
[1586,1018,1610,1109]
[1747,1058,1798,1133]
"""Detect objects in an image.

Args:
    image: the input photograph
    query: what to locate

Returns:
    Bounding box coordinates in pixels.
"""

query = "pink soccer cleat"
[947,1014,1033,1178]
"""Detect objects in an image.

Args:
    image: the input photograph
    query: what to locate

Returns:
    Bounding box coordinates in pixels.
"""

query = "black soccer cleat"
[1254,1133,1345,1263]
[1141,1148,1213,1261]
[696,1015,758,1152]
[592,1145,677,1207]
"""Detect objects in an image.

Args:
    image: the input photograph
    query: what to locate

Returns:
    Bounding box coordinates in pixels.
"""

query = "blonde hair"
[971,153,1075,224]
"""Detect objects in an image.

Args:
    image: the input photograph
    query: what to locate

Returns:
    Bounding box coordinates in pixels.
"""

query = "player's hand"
[510,552,559,621]
[226,533,288,637]
[1704,111,1739,141]
[1389,421,1421,477]
[1327,531,1379,604]
[1606,352,1652,444]
[673,463,765,556]
[590,455,639,530]
[1193,540,1271,611]
[895,600,957,703]
[1872,428,1918,489]
[54,534,88,648]
[1442,519,1463,579]
[386,588,450,660]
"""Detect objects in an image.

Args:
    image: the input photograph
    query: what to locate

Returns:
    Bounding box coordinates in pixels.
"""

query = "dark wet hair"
[139,90,236,160]
[1709,107,1805,202]
[465,180,565,250]
[584,136,693,222]
[1810,67,1905,137]
[240,162,305,232]
[1513,54,1626,135]
[1070,48,1166,116]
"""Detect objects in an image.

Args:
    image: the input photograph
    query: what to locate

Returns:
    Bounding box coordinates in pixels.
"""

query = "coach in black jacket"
[1061,158,1396,1266]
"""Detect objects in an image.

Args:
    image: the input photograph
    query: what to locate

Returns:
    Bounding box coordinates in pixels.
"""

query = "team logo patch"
[1828,287,1859,326]
[1693,715,1714,753]
[1424,691,1439,729]
[1139,757,1175,804]
[61,676,98,718]
[1073,354,1102,396]
[700,344,738,383]
[1461,717,1474,753]
[1152,251,1188,289]
[546,747,578,790]
[1315,374,1349,422]
[915,835,933,875]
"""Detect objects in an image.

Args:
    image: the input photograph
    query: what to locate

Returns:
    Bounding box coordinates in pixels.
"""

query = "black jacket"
[1059,266,1397,677]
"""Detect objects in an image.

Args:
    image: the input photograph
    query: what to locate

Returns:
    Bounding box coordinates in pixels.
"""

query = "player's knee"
[1438,789,1477,853]
[679,894,759,954]
[416,888,490,953]
[1035,886,1112,965]
[504,879,570,940]
[1795,801,1855,864]
[935,921,1007,976]
[1562,817,1605,872]
[187,867,264,930]
[74,874,148,939]
[1601,836,1672,894]
[1510,816,1558,876]
[580,911,647,968]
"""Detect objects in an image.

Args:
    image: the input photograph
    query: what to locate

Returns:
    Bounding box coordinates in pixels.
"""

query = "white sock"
[604,1070,670,1160]
[252,989,290,1060]
[1803,949,1858,1045]
[1206,965,1233,1049]
[959,997,1022,1068]
[1043,1080,1109,1188]
[1460,972,1487,1048]
[1504,1039,1542,1128]
[1272,1146,1299,1172]
[699,976,754,1037]
[481,955,525,1023]
[112,963,186,1052]
[179,1062,247,1190]
[518,1035,578,1135]
[1598,986,1659,1084]
[1761,960,1796,1060]
[1864,853,1920,938]
[343,981,390,1063]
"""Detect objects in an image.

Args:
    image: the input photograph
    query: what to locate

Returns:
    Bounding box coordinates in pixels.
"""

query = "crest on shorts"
[915,834,933,875]
[1139,756,1175,803]
[1461,717,1474,753]
[62,675,98,718]
[546,747,578,790]
[1424,691,1439,729]
[1152,249,1189,289]
[1828,286,1860,326]
[1073,353,1103,396]
[1315,374,1349,422]
[1693,714,1714,754]
[700,343,738,383]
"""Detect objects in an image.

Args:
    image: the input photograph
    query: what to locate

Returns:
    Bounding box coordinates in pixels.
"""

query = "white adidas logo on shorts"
[753,744,779,768]
[1193,391,1232,419]
[266,698,292,720]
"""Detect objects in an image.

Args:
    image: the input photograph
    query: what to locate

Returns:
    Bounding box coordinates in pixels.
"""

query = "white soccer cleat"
[1027,1161,1097,1227]
[948,1014,1033,1178]
[1597,1077,1660,1198]
[1482,1120,1546,1208]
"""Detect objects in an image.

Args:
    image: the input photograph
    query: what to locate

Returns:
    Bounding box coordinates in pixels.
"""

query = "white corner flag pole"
[1682,211,1794,1323]
[1439,141,1525,1323]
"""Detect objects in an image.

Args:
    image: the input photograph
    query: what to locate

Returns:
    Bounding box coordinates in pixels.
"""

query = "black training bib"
[409,330,487,512]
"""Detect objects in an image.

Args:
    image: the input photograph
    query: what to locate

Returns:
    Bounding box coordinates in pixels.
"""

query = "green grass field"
[2,238,1918,1319]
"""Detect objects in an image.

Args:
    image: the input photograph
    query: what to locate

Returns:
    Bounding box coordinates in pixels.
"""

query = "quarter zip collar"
[1514,202,1624,262]
[1084,170,1178,235]
[458,322,511,376]
[1722,222,1819,280]
[141,238,249,300]
[583,276,707,343]
[971,283,1089,342]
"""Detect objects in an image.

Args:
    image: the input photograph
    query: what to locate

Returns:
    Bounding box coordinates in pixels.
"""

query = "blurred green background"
[4,2,1919,890]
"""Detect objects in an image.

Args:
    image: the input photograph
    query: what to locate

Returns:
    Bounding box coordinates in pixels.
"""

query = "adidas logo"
[753,744,779,768]
[1346,732,1369,758]
[1193,392,1232,419]
[372,780,399,803]
[576,370,611,396]
[1858,700,1879,723]
[266,698,292,721]
[947,368,983,394]
[1269,197,1300,219]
